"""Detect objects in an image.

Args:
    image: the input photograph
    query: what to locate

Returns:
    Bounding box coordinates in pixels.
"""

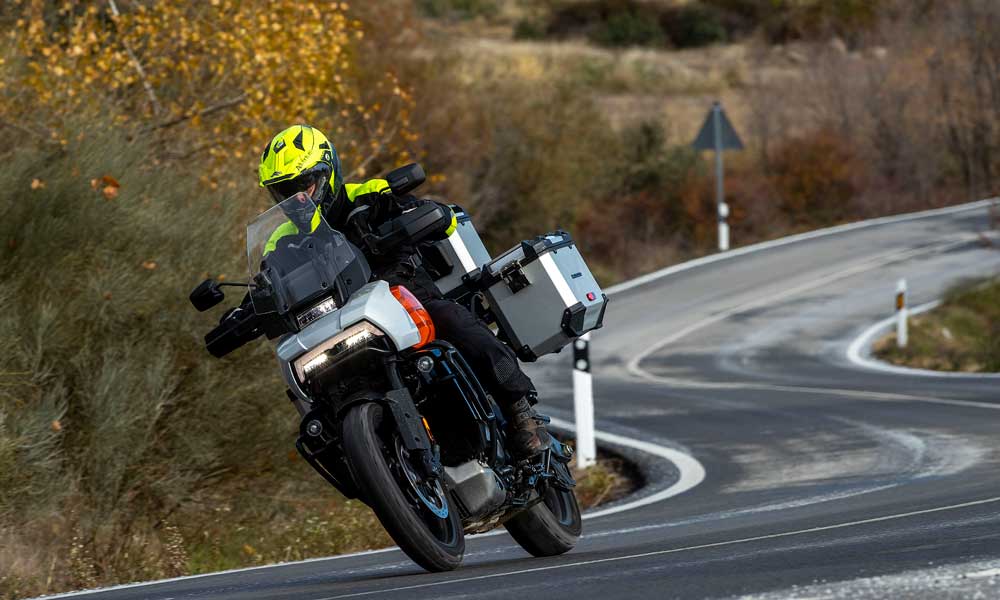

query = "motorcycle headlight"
[293,321,385,383]
[296,297,338,329]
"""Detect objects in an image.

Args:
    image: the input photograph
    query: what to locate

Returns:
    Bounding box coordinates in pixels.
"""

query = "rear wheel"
[504,462,581,556]
[343,402,465,571]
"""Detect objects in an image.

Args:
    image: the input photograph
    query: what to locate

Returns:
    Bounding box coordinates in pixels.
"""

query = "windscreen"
[246,193,369,316]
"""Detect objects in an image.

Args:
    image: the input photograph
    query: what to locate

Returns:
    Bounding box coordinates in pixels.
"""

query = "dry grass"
[0,123,291,599]
[180,461,392,574]
[572,456,639,509]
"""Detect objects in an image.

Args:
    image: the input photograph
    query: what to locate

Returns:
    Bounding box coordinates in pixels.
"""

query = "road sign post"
[693,101,743,252]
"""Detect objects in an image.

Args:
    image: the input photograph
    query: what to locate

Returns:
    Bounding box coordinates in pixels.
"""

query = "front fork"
[383,356,442,480]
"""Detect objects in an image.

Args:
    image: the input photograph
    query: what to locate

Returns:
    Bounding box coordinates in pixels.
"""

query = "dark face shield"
[267,171,329,205]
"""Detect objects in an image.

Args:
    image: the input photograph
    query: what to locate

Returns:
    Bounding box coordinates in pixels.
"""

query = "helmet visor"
[266,170,329,205]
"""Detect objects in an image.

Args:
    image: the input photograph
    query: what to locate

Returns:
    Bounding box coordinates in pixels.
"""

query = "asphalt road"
[48,201,1000,599]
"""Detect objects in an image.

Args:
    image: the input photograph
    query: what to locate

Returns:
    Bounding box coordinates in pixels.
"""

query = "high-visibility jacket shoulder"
[345,178,391,202]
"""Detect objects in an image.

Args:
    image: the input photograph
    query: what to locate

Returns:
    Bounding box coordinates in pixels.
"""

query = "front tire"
[343,402,465,572]
[504,463,582,557]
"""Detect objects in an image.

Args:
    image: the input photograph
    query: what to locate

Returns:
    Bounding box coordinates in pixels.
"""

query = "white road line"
[965,567,1000,579]
[605,198,997,297]
[29,548,408,599]
[315,496,1000,599]
[846,300,1000,379]
[549,417,706,520]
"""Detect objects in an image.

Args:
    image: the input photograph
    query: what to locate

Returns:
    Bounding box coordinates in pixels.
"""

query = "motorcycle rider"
[242,124,551,457]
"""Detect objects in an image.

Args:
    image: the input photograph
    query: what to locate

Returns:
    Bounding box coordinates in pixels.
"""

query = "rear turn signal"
[390,285,436,348]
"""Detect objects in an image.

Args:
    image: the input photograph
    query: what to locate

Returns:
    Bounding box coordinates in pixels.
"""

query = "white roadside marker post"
[896,278,908,348]
[573,333,596,469]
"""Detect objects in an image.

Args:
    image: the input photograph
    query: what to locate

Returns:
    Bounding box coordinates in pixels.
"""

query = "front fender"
[339,388,440,480]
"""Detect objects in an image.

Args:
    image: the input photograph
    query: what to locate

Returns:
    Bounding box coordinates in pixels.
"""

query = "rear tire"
[343,402,465,572]
[504,465,581,557]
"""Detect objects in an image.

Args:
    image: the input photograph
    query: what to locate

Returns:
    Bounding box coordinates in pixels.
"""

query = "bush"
[417,0,498,20]
[661,4,728,48]
[575,121,713,279]
[769,129,860,225]
[735,0,883,44]
[513,18,547,40]
[537,0,888,48]
[403,55,619,254]
[591,10,666,48]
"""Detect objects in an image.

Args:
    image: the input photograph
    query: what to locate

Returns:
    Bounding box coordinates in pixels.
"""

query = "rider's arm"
[343,178,396,227]
[343,178,456,246]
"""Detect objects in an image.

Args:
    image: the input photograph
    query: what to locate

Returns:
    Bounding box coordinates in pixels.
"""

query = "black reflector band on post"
[573,336,590,373]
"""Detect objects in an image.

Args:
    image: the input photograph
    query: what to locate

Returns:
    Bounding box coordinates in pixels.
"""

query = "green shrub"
[662,4,728,48]
[575,121,712,278]
[416,0,498,20]
[538,0,886,48]
[591,9,665,47]
[513,19,547,40]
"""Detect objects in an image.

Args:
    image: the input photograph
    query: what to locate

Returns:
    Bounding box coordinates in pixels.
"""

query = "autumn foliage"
[2,0,415,184]
[770,129,858,225]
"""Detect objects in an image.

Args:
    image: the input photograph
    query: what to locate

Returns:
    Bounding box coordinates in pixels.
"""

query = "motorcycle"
[189,180,581,572]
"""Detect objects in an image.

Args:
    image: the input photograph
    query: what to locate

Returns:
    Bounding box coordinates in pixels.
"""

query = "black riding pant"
[423,299,535,406]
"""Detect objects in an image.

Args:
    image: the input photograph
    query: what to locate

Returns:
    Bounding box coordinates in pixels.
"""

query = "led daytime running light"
[293,321,384,383]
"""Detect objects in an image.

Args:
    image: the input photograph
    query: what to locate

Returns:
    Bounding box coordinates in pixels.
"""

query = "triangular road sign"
[692,102,744,151]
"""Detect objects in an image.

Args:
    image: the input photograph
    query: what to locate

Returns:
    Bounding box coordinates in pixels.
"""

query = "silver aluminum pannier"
[481,232,608,361]
[428,206,492,299]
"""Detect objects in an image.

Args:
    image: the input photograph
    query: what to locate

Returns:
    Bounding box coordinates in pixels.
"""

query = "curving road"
[46,200,1000,599]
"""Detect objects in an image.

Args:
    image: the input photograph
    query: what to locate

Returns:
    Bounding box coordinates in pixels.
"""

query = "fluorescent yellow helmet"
[259,125,343,208]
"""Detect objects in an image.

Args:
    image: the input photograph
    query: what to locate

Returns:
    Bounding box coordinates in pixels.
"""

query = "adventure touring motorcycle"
[190,164,608,571]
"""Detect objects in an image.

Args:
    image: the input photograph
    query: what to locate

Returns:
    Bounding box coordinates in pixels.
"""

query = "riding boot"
[506,396,551,458]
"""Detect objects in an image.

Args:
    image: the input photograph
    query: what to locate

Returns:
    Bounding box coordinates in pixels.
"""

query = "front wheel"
[343,402,465,572]
[504,463,582,557]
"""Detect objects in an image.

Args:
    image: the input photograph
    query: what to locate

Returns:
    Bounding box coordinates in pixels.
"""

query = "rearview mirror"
[189,279,225,311]
[385,163,426,197]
